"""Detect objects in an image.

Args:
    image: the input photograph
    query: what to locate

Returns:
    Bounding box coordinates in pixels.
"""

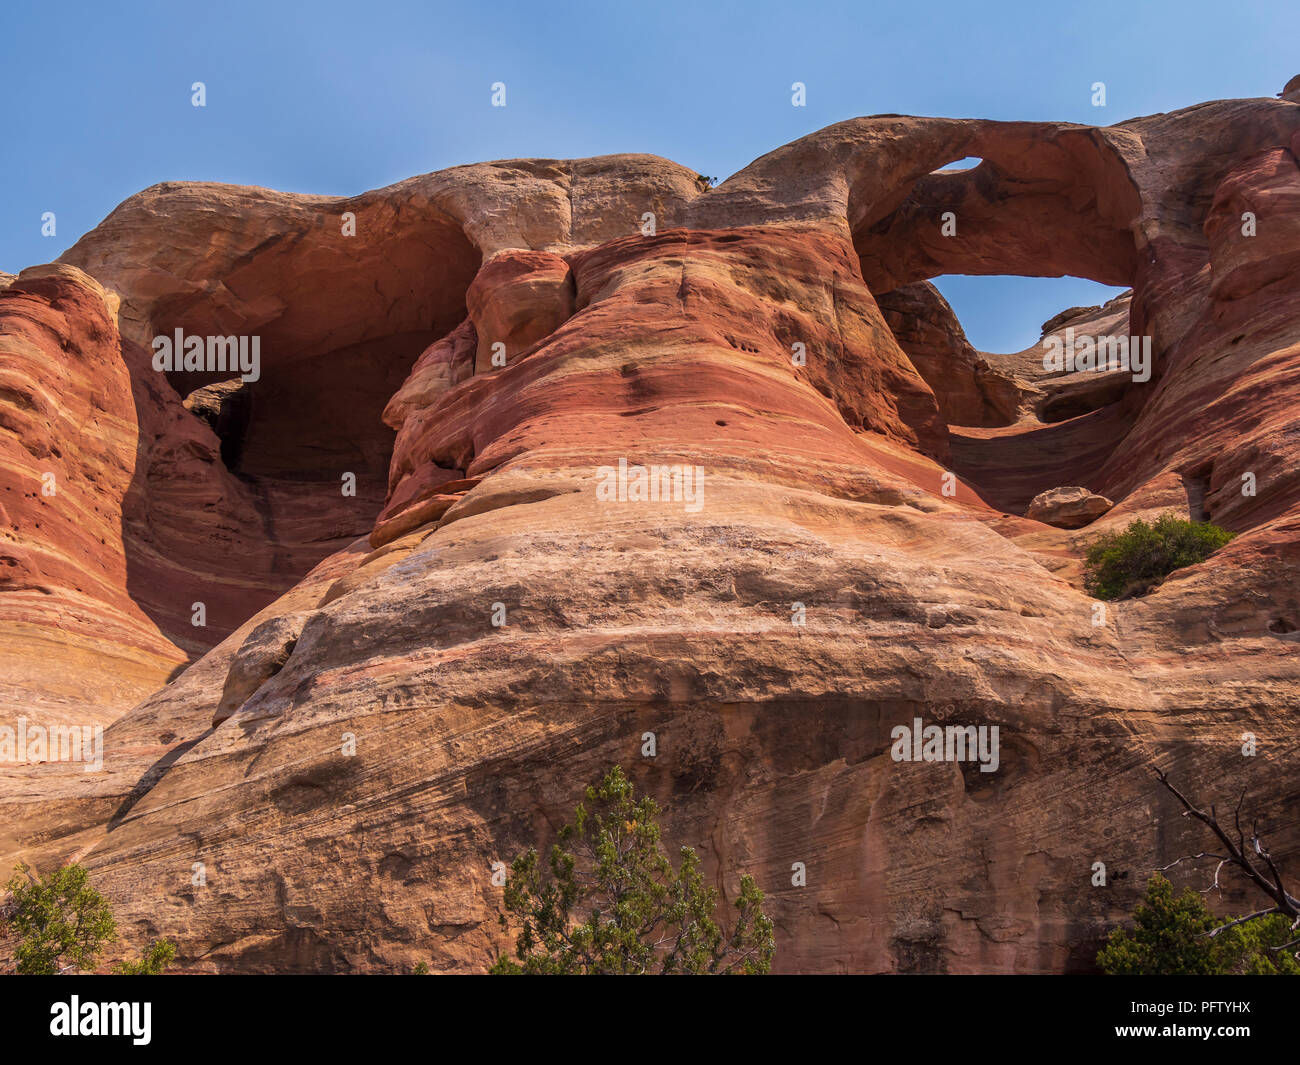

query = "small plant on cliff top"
[1083,513,1234,600]
[490,766,774,974]
[3,862,117,975]
[1097,874,1299,975]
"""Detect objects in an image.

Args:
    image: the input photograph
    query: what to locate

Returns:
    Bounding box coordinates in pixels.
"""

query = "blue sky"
[3,0,1297,351]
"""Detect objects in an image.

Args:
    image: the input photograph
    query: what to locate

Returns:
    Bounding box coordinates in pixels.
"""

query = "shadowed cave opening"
[184,378,252,469]
[126,216,482,657]
[170,329,440,483]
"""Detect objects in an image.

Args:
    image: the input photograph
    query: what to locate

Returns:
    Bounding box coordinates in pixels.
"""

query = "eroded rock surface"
[1025,486,1114,528]
[3,87,1300,974]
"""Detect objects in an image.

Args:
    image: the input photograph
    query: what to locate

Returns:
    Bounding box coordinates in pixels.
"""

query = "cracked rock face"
[2,92,1300,973]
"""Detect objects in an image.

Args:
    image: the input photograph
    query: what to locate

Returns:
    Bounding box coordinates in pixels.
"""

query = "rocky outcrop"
[1025,486,1114,528]
[0,265,185,728]
[467,250,574,374]
[876,281,1022,426]
[1204,147,1300,301]
[3,85,1300,975]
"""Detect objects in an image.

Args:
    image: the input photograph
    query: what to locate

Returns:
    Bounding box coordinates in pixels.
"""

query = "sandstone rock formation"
[1025,486,1114,528]
[2,84,1300,974]
[875,281,1022,426]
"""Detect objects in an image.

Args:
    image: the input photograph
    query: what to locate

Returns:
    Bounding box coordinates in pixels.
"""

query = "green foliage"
[1097,874,1300,975]
[1084,514,1235,600]
[412,961,430,974]
[113,938,176,975]
[3,862,117,975]
[491,766,775,974]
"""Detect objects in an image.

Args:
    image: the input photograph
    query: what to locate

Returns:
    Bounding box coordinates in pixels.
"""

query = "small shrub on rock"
[1084,514,1235,600]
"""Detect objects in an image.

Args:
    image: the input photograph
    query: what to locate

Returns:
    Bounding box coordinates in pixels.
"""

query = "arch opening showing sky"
[929,275,1131,354]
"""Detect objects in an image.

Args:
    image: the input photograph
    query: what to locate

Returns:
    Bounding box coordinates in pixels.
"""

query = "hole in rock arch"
[875,274,1138,514]
[930,275,1130,358]
[930,157,983,173]
[845,128,1143,515]
[875,274,1130,430]
[848,126,1140,296]
[183,378,252,470]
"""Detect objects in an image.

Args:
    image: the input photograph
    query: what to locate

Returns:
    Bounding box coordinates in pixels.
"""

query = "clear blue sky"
[3,0,1296,352]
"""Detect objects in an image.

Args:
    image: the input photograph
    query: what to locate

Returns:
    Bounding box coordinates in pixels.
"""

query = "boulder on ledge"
[1025,486,1114,528]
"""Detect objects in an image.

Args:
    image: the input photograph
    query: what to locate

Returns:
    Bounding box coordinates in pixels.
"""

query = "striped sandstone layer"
[2,90,1299,972]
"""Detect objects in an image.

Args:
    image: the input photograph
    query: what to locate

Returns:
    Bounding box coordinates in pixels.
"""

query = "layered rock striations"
[2,89,1299,973]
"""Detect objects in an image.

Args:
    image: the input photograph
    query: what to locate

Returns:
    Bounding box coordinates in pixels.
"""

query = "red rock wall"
[0,266,184,727]
[3,96,1299,974]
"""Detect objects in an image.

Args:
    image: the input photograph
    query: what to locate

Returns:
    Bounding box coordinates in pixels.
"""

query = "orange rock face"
[0,265,184,728]
[2,91,1300,974]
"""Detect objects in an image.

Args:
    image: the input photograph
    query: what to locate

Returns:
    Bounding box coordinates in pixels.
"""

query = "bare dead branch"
[1153,768,1298,923]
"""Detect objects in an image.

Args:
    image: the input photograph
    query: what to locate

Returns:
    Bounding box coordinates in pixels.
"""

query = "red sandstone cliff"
[1,89,1299,973]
